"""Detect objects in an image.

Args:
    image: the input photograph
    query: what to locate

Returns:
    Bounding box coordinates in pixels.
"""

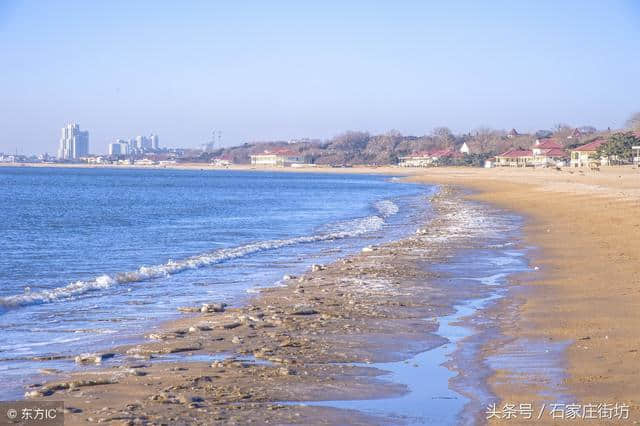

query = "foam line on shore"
[0,200,399,309]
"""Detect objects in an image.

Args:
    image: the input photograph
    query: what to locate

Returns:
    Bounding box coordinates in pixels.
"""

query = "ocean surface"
[0,166,432,400]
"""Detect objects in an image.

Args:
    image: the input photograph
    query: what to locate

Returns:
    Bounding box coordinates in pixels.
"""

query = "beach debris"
[231,336,243,344]
[196,324,213,331]
[311,264,325,272]
[74,353,115,365]
[290,306,318,315]
[415,228,429,235]
[361,246,376,253]
[283,274,297,281]
[278,367,295,376]
[220,321,242,330]
[177,306,200,313]
[201,303,226,313]
[38,368,62,375]
[25,379,117,398]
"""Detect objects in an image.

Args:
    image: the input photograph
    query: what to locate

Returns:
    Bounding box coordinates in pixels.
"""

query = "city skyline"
[1,1,640,154]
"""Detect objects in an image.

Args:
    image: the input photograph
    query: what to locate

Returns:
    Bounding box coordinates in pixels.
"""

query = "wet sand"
[409,166,640,424]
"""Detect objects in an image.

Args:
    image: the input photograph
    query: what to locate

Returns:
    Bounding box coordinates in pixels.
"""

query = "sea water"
[0,167,432,399]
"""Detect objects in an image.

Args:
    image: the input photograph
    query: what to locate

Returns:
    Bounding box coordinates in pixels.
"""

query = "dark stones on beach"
[201,303,227,313]
[25,378,117,398]
[290,306,318,315]
[178,302,227,314]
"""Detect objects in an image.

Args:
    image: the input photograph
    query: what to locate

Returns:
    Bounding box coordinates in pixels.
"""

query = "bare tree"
[470,127,499,153]
[552,123,574,145]
[432,127,455,148]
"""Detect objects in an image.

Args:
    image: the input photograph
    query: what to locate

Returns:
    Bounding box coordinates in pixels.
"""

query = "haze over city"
[1,0,639,154]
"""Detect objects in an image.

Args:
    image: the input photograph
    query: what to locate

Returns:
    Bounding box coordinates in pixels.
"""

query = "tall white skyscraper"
[57,123,89,160]
[150,134,159,150]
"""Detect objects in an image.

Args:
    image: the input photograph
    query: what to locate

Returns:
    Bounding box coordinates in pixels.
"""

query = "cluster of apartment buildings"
[108,134,159,157]
[54,123,162,162]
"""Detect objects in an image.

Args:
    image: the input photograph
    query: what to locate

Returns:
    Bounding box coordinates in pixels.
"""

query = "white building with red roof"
[398,149,462,167]
[570,138,608,167]
[532,138,568,166]
[250,148,305,167]
[495,149,534,167]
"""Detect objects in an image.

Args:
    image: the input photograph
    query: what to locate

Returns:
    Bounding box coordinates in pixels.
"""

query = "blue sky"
[1,0,639,154]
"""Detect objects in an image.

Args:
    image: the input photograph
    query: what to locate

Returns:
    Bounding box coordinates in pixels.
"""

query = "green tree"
[595,132,639,164]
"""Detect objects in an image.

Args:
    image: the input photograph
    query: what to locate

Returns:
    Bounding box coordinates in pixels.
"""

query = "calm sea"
[0,167,432,399]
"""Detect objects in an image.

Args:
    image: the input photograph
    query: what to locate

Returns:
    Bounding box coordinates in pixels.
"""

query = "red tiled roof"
[573,139,607,152]
[497,149,533,158]
[536,138,563,149]
[542,148,568,157]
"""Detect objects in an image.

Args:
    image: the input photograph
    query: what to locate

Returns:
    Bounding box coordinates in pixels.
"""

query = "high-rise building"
[57,123,89,160]
[108,139,129,156]
[150,134,159,150]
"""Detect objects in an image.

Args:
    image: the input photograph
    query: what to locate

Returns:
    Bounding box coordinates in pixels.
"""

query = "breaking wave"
[0,199,400,309]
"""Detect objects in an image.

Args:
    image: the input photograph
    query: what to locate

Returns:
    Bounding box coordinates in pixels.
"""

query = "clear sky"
[1,0,639,154]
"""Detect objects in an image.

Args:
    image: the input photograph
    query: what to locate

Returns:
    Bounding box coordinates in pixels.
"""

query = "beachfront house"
[250,149,305,167]
[211,155,233,167]
[569,138,608,168]
[398,149,462,167]
[532,139,568,167]
[398,151,434,167]
[495,149,533,167]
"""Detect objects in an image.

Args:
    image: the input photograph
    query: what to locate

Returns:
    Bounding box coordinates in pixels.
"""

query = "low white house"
[134,158,157,166]
[398,152,434,167]
[250,149,304,167]
[459,142,470,154]
[570,139,607,167]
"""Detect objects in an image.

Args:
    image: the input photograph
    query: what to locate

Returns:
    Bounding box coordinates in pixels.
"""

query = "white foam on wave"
[374,200,400,217]
[0,202,399,309]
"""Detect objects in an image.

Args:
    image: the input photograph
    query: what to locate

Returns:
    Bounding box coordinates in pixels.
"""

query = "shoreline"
[0,161,417,177]
[7,164,640,423]
[22,184,530,424]
[408,166,640,423]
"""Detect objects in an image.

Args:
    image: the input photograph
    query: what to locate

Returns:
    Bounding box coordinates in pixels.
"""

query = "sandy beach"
[15,164,640,424]
[409,166,640,423]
